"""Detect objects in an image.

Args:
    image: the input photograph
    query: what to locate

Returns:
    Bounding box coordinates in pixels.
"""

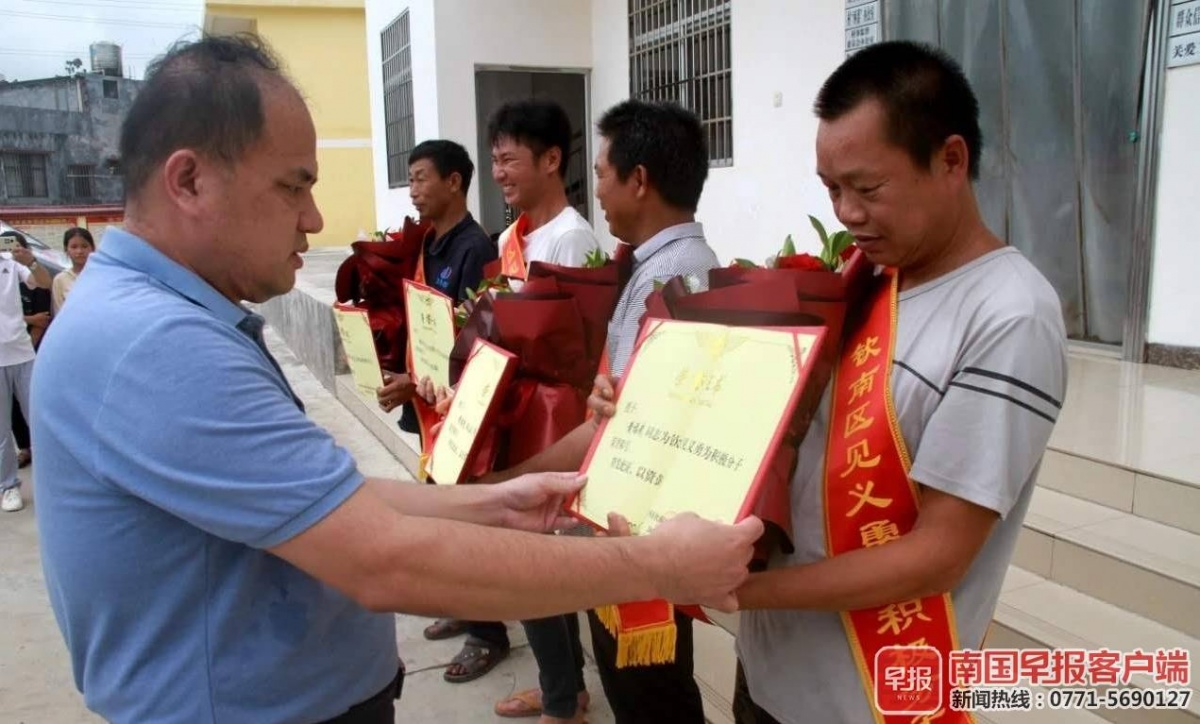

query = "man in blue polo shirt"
[30,34,761,724]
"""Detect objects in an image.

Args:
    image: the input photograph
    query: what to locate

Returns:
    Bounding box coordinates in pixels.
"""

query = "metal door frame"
[880,0,1166,361]
[1123,0,1171,362]
[473,64,594,229]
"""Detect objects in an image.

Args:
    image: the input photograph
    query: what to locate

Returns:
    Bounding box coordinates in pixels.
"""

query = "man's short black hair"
[815,41,982,181]
[409,139,475,195]
[597,99,708,212]
[487,99,572,179]
[119,33,291,197]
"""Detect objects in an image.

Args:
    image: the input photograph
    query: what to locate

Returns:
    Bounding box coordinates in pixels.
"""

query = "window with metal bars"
[628,0,733,167]
[67,164,95,199]
[382,11,416,188]
[1,153,49,198]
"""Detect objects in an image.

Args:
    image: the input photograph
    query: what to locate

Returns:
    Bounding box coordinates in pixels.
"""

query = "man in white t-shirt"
[0,230,52,512]
[489,98,598,290]
[426,99,600,724]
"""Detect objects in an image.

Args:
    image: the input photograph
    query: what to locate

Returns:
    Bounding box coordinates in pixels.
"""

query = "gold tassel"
[595,604,620,637]
[594,604,679,668]
[615,622,678,668]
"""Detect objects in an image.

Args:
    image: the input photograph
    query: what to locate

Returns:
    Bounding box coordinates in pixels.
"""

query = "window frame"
[381,10,416,188]
[67,163,95,199]
[628,0,734,167]
[1,152,50,198]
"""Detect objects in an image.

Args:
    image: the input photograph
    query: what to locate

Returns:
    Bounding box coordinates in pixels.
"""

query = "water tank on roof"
[90,42,123,77]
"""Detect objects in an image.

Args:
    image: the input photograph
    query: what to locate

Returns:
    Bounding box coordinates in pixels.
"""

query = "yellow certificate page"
[581,321,816,534]
[429,342,512,485]
[333,305,384,399]
[404,282,456,390]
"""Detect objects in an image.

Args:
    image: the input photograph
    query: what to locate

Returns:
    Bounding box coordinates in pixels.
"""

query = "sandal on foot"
[443,637,509,683]
[423,618,468,641]
[495,688,542,718]
[496,689,591,718]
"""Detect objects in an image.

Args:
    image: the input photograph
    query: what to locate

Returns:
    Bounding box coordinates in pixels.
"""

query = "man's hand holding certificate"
[577,319,824,535]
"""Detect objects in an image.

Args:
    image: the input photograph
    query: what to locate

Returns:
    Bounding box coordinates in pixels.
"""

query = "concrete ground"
[0,326,614,723]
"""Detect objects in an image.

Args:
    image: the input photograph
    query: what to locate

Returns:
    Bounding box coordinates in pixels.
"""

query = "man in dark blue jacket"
[377,140,497,421]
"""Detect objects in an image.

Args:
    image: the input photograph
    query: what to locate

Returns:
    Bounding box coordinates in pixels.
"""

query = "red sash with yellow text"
[498,214,532,281]
[825,269,973,723]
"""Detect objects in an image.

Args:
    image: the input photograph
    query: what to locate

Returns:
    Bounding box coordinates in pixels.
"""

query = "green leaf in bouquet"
[653,279,667,291]
[828,230,856,268]
[808,215,831,249]
[584,247,610,269]
[463,275,510,304]
[781,233,797,257]
[732,257,759,268]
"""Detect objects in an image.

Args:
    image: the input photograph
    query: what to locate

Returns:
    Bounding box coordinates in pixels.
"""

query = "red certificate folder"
[426,339,518,486]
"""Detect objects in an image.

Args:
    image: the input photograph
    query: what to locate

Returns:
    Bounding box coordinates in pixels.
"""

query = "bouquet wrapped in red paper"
[711,216,871,392]
[586,221,873,670]
[641,218,874,564]
[334,216,432,372]
[437,255,622,479]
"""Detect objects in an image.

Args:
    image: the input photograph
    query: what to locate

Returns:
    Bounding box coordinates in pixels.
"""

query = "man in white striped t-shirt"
[488,99,719,724]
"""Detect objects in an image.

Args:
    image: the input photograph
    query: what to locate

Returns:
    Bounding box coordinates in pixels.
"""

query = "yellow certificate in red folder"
[577,319,823,534]
[428,339,518,485]
[402,279,456,390]
[333,303,384,399]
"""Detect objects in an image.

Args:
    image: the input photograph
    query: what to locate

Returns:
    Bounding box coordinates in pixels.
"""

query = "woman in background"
[51,227,95,315]
[8,232,52,470]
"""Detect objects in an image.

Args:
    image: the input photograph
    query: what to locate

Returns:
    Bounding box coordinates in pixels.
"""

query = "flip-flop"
[495,689,592,718]
[423,618,468,641]
[443,638,510,684]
